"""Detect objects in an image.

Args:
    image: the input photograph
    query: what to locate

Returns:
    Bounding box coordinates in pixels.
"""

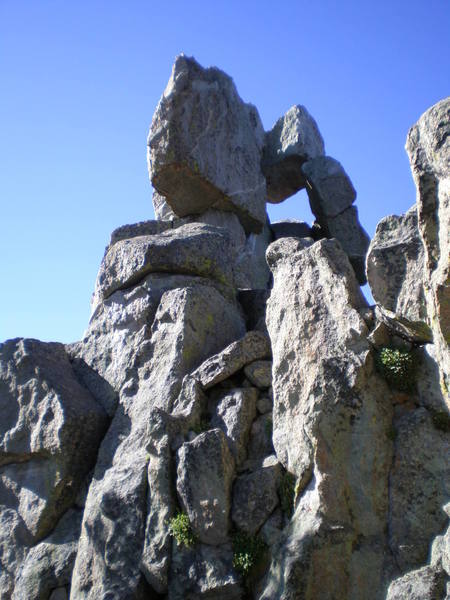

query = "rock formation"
[0,56,448,599]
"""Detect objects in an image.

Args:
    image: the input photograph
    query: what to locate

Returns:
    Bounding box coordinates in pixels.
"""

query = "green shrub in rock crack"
[232,532,266,577]
[168,512,196,547]
[376,346,417,392]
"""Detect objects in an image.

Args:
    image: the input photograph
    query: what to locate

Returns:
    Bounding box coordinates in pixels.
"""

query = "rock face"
[1,58,449,600]
[148,54,267,233]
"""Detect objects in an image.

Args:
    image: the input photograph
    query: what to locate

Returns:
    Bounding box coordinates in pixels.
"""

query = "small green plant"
[376,347,417,392]
[232,532,266,577]
[279,471,296,517]
[264,417,273,440]
[168,512,196,547]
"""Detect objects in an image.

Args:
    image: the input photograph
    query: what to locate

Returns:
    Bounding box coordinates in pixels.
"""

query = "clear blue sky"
[1,1,449,343]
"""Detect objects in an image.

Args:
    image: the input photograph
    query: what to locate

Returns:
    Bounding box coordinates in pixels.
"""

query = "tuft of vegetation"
[232,532,266,577]
[168,512,196,548]
[279,471,296,517]
[376,347,417,392]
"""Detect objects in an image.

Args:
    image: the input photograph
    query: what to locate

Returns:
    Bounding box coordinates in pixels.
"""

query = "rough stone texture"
[12,509,81,600]
[191,330,271,390]
[367,205,426,322]
[386,565,447,600]
[70,273,231,416]
[271,219,312,240]
[169,543,241,600]
[244,360,272,388]
[70,286,245,599]
[176,428,235,545]
[0,338,108,545]
[231,457,281,535]
[301,156,356,218]
[49,589,68,600]
[0,509,30,600]
[406,97,450,396]
[263,105,325,203]
[261,236,393,598]
[256,396,273,415]
[148,54,267,233]
[389,407,450,572]
[152,189,177,221]
[94,223,235,305]
[324,205,371,284]
[246,414,275,466]
[234,220,273,290]
[210,387,258,465]
[109,218,172,246]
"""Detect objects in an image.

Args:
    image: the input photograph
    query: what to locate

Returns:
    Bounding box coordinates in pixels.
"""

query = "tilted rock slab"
[93,222,235,305]
[366,205,426,323]
[262,105,325,203]
[406,96,450,396]
[70,285,245,599]
[148,54,267,233]
[260,237,393,599]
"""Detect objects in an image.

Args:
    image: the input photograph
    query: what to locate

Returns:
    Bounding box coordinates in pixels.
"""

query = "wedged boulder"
[191,330,271,390]
[324,205,370,284]
[231,456,281,535]
[406,97,450,393]
[262,236,393,598]
[12,509,81,600]
[148,54,267,233]
[389,407,450,572]
[210,387,258,465]
[176,428,235,545]
[244,360,272,389]
[271,219,312,240]
[262,105,325,203]
[0,339,108,543]
[70,285,245,599]
[169,543,241,600]
[386,565,447,600]
[94,223,235,303]
[301,156,356,218]
[109,217,172,245]
[366,205,426,322]
[70,273,233,416]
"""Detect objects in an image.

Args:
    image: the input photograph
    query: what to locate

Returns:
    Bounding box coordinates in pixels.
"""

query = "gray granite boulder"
[234,220,273,290]
[152,189,177,221]
[191,330,271,390]
[261,236,393,598]
[210,387,258,465]
[231,456,281,535]
[263,105,325,203]
[406,97,450,394]
[176,429,235,545]
[148,54,267,233]
[12,509,81,600]
[0,339,108,544]
[386,565,447,600]
[367,205,426,322]
[301,156,356,218]
[93,223,235,305]
[169,543,241,600]
[244,360,272,389]
[271,219,312,240]
[70,285,245,599]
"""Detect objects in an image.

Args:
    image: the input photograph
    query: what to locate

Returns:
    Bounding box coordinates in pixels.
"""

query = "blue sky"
[1,1,449,343]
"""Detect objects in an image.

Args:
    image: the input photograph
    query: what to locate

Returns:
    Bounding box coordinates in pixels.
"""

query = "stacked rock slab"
[0,54,449,600]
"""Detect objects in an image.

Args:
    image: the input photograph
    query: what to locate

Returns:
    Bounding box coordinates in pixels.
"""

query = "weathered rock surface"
[262,236,393,598]
[386,565,447,600]
[191,330,271,390]
[169,543,241,600]
[367,205,426,322]
[148,54,267,233]
[70,285,245,598]
[244,360,272,389]
[271,219,312,240]
[176,428,235,545]
[0,339,108,545]
[94,222,235,303]
[406,97,450,394]
[152,189,177,221]
[263,105,325,203]
[234,220,273,290]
